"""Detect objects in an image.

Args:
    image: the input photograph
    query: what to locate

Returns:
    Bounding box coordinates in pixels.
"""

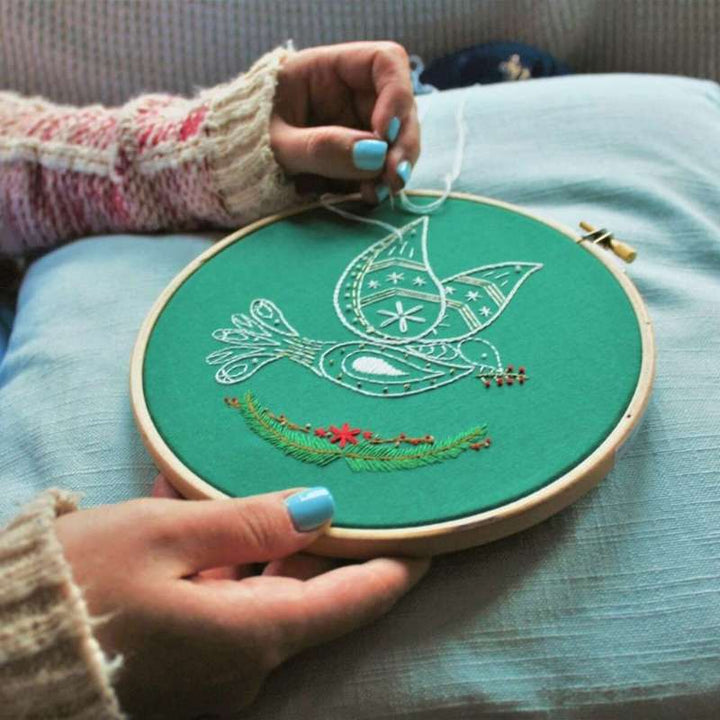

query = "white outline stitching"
[332,216,448,345]
[206,219,541,399]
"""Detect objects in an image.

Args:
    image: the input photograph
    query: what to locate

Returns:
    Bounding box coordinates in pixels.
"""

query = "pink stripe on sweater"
[0,91,225,254]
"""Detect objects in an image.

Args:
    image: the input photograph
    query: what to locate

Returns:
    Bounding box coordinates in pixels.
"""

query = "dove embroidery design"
[206,217,542,398]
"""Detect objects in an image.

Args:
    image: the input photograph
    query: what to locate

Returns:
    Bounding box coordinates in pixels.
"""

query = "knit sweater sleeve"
[0,47,301,256]
[0,490,125,719]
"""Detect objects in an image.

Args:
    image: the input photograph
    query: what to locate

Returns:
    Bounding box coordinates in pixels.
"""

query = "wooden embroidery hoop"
[130,191,655,558]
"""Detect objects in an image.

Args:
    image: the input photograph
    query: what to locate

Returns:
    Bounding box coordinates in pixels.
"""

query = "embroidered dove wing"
[319,341,473,398]
[333,216,446,345]
[427,262,543,342]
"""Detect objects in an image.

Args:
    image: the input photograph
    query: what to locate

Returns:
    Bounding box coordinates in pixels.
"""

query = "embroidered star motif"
[367,279,380,289]
[328,423,361,448]
[387,271,404,285]
[466,290,480,302]
[444,285,456,295]
[412,276,426,287]
[479,306,492,317]
[377,301,426,333]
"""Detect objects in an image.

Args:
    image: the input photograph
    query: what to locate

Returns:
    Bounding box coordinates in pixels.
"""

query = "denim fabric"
[1,74,718,718]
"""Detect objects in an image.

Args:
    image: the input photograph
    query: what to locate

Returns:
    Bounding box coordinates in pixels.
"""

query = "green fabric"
[143,196,642,528]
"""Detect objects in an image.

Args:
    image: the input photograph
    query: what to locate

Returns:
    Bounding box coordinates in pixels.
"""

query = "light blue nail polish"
[285,487,335,532]
[375,184,390,203]
[353,139,388,171]
[397,160,413,187]
[387,116,401,143]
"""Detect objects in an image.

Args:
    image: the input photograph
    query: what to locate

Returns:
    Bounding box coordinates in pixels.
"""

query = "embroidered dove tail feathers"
[206,300,328,384]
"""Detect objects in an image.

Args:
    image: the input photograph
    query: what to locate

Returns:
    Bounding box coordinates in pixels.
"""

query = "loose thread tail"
[396,94,467,215]
[320,195,405,242]
[322,92,467,230]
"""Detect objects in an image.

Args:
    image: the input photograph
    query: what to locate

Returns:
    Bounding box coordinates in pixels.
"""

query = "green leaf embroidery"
[226,393,489,473]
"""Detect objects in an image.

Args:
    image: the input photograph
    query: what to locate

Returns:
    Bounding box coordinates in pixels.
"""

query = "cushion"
[1,73,719,718]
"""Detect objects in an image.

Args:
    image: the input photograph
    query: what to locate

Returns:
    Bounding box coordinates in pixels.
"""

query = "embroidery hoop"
[130,191,655,558]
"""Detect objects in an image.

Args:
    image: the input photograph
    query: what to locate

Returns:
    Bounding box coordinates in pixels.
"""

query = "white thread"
[332,216,447,345]
[409,342,462,362]
[395,95,468,215]
[249,299,299,337]
[207,259,541,395]
[208,352,279,384]
[319,341,474,398]
[207,134,545,398]
[321,93,467,229]
[321,198,404,242]
[351,355,407,377]
[457,338,502,371]
[438,262,544,340]
[337,346,441,386]
[377,301,427,333]
[206,258,541,394]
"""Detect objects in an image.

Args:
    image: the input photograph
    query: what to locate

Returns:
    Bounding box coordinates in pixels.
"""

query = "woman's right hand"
[55,478,429,719]
[270,41,420,203]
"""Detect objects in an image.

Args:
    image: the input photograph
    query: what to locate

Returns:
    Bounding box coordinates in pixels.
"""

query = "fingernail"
[397,160,413,187]
[285,487,335,532]
[353,139,388,171]
[375,183,390,203]
[387,116,401,143]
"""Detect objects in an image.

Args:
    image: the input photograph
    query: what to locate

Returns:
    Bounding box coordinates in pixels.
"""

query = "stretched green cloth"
[143,196,642,528]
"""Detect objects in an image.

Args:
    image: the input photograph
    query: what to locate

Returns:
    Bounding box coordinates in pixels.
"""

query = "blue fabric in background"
[1,74,719,718]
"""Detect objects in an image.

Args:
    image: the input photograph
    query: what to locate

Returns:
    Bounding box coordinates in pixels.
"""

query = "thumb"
[271,116,388,180]
[164,487,335,575]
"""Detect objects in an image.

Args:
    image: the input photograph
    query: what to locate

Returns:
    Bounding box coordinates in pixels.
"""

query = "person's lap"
[1,74,719,718]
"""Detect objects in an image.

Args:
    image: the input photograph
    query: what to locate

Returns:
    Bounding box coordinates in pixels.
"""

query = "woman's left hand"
[270,42,420,204]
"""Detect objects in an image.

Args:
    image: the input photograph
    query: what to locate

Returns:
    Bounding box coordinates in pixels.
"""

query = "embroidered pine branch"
[225,394,490,473]
[228,394,338,467]
[343,426,489,473]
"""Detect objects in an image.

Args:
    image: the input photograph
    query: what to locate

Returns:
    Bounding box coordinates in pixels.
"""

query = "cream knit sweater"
[0,47,299,719]
[0,491,124,719]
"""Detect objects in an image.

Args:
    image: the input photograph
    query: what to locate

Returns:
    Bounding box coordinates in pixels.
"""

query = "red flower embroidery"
[328,423,361,448]
[314,428,327,438]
